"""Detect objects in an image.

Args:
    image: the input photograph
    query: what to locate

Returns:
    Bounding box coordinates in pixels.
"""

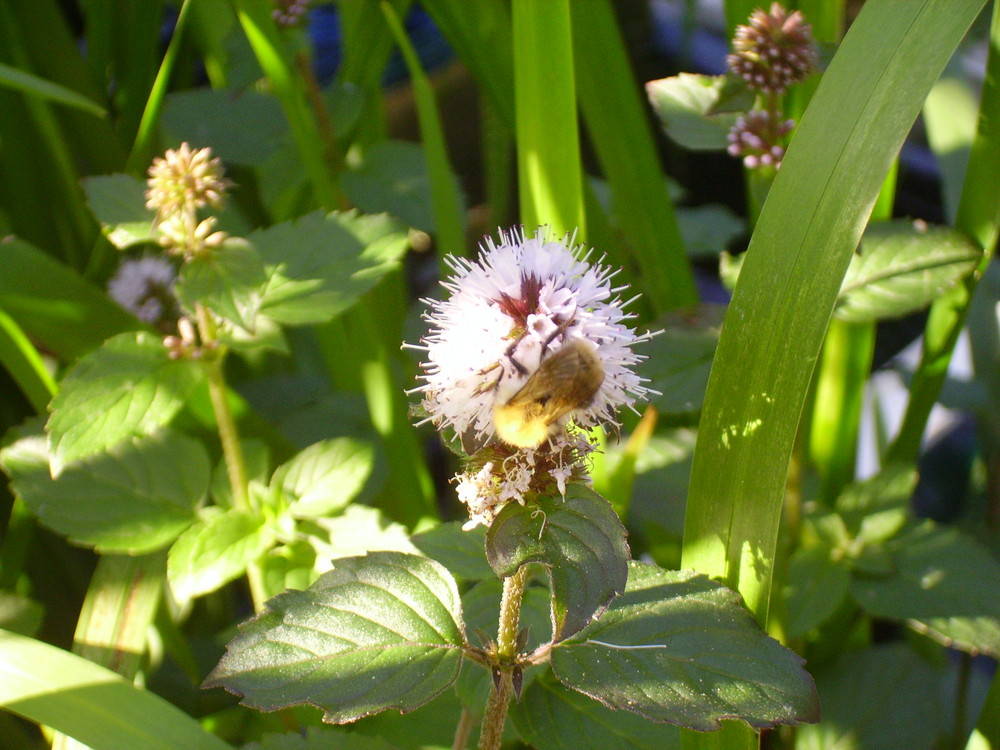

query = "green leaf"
[834,463,915,545]
[411,522,492,582]
[1,426,207,554]
[0,237,141,361]
[162,88,289,166]
[642,305,723,422]
[341,141,440,233]
[167,506,276,602]
[81,174,158,249]
[677,204,745,260]
[0,629,233,750]
[850,524,1000,657]
[551,563,819,731]
[271,438,375,518]
[784,546,851,637]
[646,73,753,150]
[512,670,681,750]
[252,211,409,326]
[0,593,43,637]
[835,220,982,322]
[246,728,394,750]
[485,485,629,641]
[175,240,267,330]
[204,551,465,723]
[796,645,943,750]
[46,332,203,473]
[305,506,418,562]
[0,62,106,117]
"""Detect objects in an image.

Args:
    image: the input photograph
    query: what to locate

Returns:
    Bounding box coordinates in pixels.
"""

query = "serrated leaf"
[642,305,723,421]
[411,522,492,582]
[1,426,207,554]
[646,73,754,150]
[512,670,681,750]
[835,220,982,323]
[271,438,375,518]
[850,524,1000,657]
[784,546,851,637]
[796,645,943,750]
[168,507,276,602]
[162,88,288,166]
[46,331,203,474]
[485,485,629,641]
[251,211,409,326]
[204,551,465,724]
[175,240,267,330]
[341,141,446,232]
[81,174,158,249]
[551,563,819,731]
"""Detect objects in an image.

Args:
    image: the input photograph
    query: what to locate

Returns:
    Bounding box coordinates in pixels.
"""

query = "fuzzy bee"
[492,338,605,449]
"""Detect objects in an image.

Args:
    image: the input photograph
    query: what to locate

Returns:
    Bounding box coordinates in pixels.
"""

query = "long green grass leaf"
[0,629,233,750]
[682,0,986,611]
[511,0,584,235]
[0,62,105,117]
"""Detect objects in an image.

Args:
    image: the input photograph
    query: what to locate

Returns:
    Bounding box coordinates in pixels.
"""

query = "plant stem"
[194,302,267,611]
[195,304,249,511]
[478,566,528,750]
[452,707,475,750]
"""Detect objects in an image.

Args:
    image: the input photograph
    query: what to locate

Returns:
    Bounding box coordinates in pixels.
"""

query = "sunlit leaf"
[204,552,465,723]
[46,332,202,474]
[2,425,207,554]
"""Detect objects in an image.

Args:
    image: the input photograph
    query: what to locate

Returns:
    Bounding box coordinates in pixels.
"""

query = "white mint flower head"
[411,227,655,527]
[107,255,177,325]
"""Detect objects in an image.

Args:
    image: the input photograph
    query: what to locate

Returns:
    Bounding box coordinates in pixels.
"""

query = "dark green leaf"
[677,204,745,260]
[0,593,43,637]
[411,522,492,582]
[835,220,982,323]
[0,237,141,360]
[81,174,158,249]
[251,211,409,326]
[796,645,943,750]
[271,438,375,518]
[642,305,723,421]
[1,425,206,554]
[552,563,819,731]
[512,670,681,750]
[341,141,441,232]
[46,331,203,473]
[246,728,394,750]
[646,73,753,150]
[784,546,851,637]
[485,485,629,641]
[850,524,1000,657]
[204,552,465,723]
[162,88,288,166]
[175,240,267,331]
[167,506,276,602]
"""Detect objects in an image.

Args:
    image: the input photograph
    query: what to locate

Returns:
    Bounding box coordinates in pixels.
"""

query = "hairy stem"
[478,566,528,750]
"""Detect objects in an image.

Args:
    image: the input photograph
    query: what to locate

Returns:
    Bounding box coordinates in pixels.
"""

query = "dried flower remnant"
[107,256,178,326]
[145,143,231,258]
[410,227,655,528]
[727,2,818,96]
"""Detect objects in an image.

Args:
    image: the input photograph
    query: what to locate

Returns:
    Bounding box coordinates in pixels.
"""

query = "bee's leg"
[541,309,579,353]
